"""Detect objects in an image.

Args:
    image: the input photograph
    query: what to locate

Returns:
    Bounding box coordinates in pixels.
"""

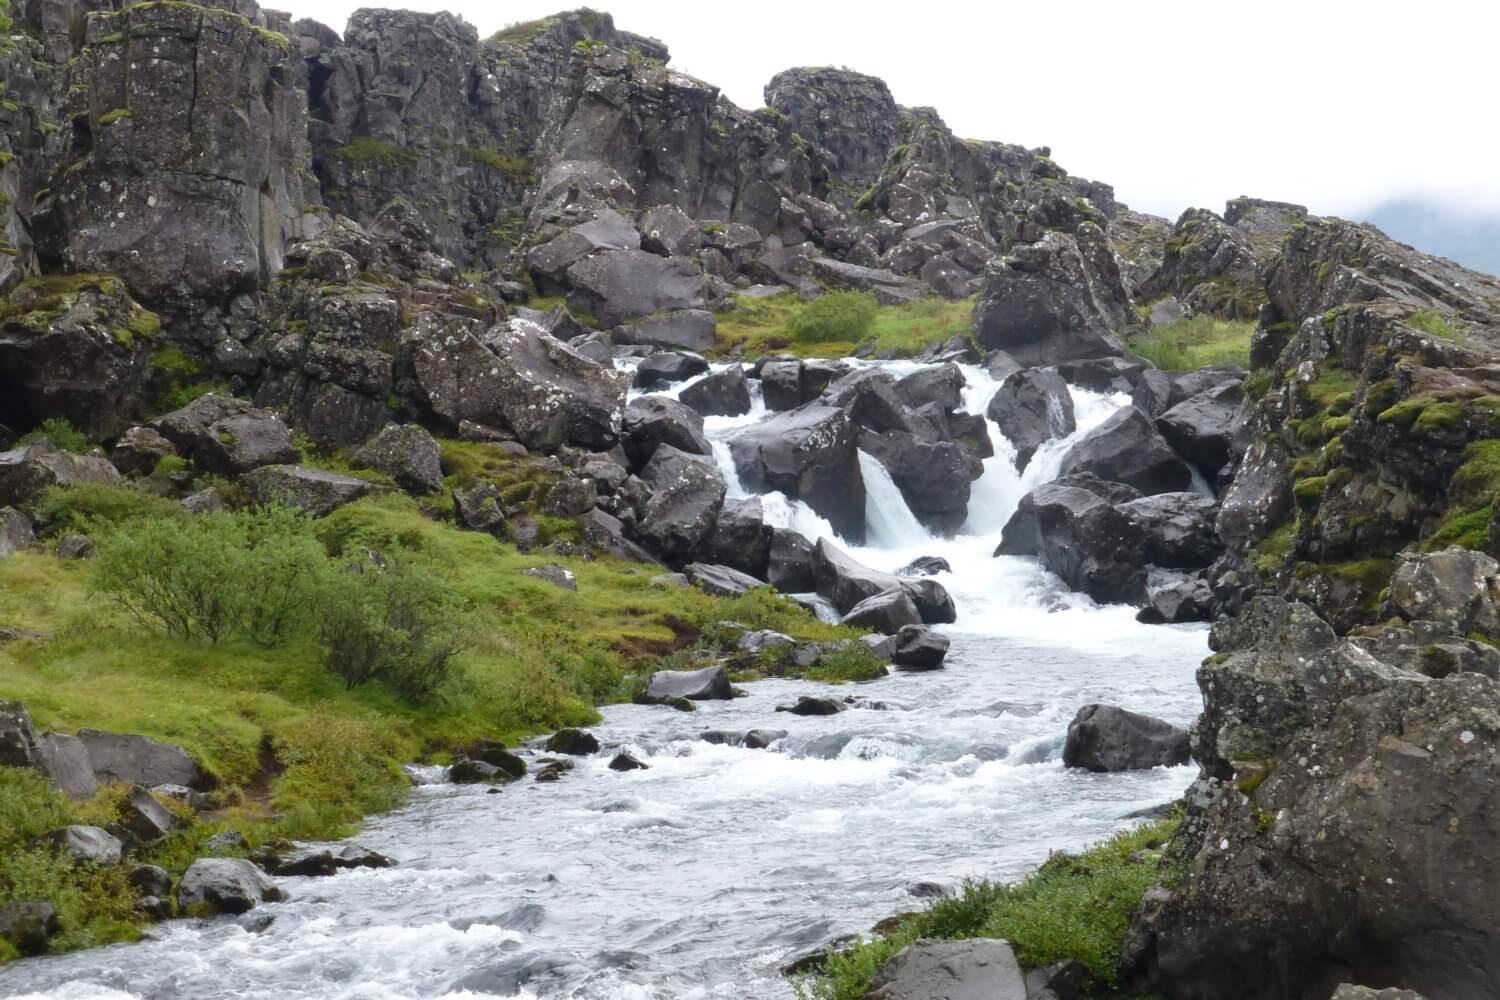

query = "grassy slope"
[1126,316,1254,371]
[714,292,976,359]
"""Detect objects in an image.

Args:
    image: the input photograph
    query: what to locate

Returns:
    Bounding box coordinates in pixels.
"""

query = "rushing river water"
[1,360,1208,1000]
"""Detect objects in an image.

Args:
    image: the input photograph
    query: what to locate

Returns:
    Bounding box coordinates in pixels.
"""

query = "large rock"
[352,424,443,495]
[866,938,1028,1000]
[1157,381,1244,481]
[0,445,123,514]
[0,507,35,558]
[972,228,1135,366]
[580,508,654,562]
[986,368,1076,469]
[622,397,712,468]
[698,496,772,578]
[643,666,733,702]
[241,465,373,517]
[896,364,966,413]
[413,318,628,451]
[892,625,950,670]
[767,528,818,592]
[1058,407,1194,496]
[685,562,764,598]
[43,826,123,866]
[565,250,709,327]
[635,446,727,558]
[1133,367,1244,419]
[77,730,209,791]
[1119,493,1222,569]
[997,482,1147,605]
[1063,704,1190,772]
[729,406,866,544]
[841,588,922,634]
[860,431,978,534]
[814,539,956,622]
[177,859,285,915]
[149,395,298,477]
[996,473,1141,556]
[0,901,60,957]
[1388,548,1500,637]
[613,310,717,351]
[633,351,709,389]
[678,366,752,418]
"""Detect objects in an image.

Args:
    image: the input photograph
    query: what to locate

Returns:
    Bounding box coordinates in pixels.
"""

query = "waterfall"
[859,451,929,549]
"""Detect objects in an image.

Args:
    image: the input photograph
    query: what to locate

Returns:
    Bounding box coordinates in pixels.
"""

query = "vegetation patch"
[797,817,1181,999]
[490,16,556,45]
[1126,316,1253,370]
[20,418,92,455]
[331,137,418,168]
[716,291,974,359]
[1406,309,1461,341]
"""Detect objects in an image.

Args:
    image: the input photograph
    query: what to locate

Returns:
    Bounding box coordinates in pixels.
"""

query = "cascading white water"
[3,358,1209,1000]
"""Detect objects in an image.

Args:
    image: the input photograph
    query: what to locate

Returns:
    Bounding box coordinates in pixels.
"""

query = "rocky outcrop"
[1058,407,1194,496]
[1125,596,1500,999]
[0,444,122,514]
[1139,208,1264,320]
[729,406,866,544]
[996,480,1147,605]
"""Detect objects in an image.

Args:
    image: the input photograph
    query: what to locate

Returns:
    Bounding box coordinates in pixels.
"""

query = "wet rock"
[642,666,733,702]
[622,396,712,467]
[352,424,444,495]
[1063,704,1190,772]
[0,902,60,957]
[743,729,787,749]
[465,742,527,780]
[866,938,1027,1000]
[678,366,752,417]
[414,318,628,452]
[545,728,600,756]
[973,229,1135,367]
[636,446,727,557]
[0,507,35,558]
[1156,381,1244,481]
[129,864,173,899]
[841,588,923,635]
[266,845,396,878]
[1058,407,1194,496]
[0,444,123,514]
[178,859,285,916]
[685,562,764,598]
[448,759,517,785]
[892,626,950,671]
[729,406,865,543]
[78,730,208,791]
[633,351,710,389]
[859,430,978,534]
[150,396,298,477]
[522,565,578,591]
[1138,577,1215,625]
[534,760,575,783]
[898,556,951,577]
[777,696,847,717]
[608,751,650,772]
[997,482,1147,605]
[1119,493,1222,569]
[759,360,806,412]
[859,633,898,662]
[43,826,123,866]
[814,539,956,623]
[895,364,966,413]
[698,496,773,579]
[986,368,1076,469]
[767,528,818,592]
[614,310,717,352]
[1132,367,1245,419]
[242,465,374,517]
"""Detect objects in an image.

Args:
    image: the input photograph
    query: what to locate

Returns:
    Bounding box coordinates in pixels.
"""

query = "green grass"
[797,817,1181,999]
[20,418,92,454]
[1407,309,1462,341]
[1254,520,1298,574]
[1126,316,1253,370]
[331,137,418,168]
[715,292,975,359]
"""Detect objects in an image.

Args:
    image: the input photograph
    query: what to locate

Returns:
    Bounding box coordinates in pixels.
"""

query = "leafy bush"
[19,418,91,454]
[318,555,474,703]
[787,291,879,344]
[36,482,182,537]
[238,506,332,648]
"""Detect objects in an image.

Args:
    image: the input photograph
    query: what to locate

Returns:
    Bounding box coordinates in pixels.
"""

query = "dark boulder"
[622,396,712,467]
[453,483,507,537]
[119,786,177,843]
[767,528,818,592]
[1137,576,1215,625]
[1119,493,1222,569]
[1063,704,1190,772]
[996,482,1147,605]
[545,729,600,756]
[1058,407,1194,496]
[841,588,923,634]
[743,729,787,750]
[1133,367,1245,419]
[565,250,709,327]
[1050,356,1153,395]
[892,626,950,671]
[241,466,373,517]
[814,539,956,622]
[614,310,717,352]
[1157,381,1244,480]
[678,366,752,418]
[685,563,764,598]
[448,759,516,784]
[580,508,654,562]
[608,751,650,771]
[973,229,1135,366]
[729,407,865,544]
[265,844,395,878]
[0,445,123,514]
[177,859,285,916]
[540,479,595,518]
[149,395,298,477]
[636,446,727,558]
[986,368,1076,470]
[776,696,847,717]
[1388,548,1500,636]
[698,497,773,579]
[633,351,710,389]
[860,431,978,534]
[759,360,806,412]
[77,730,209,791]
[0,902,60,957]
[466,742,528,780]
[899,556,951,577]
[895,364,966,413]
[642,666,733,702]
[352,424,444,495]
[111,427,178,479]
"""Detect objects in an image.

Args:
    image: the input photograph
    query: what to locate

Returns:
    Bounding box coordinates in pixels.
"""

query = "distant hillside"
[1361,198,1500,276]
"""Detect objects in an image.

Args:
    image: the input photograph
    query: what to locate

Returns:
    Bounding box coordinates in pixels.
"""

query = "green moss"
[1255,520,1298,574]
[253,25,289,51]
[1294,558,1395,612]
[714,292,974,360]
[800,816,1182,998]
[1376,397,1428,429]
[98,108,131,126]
[1448,440,1500,511]
[331,137,418,168]
[468,146,533,182]
[1363,379,1400,417]
[1427,506,1493,552]
[1414,401,1464,435]
[1407,309,1461,340]
[490,16,556,44]
[1126,315,1254,370]
[1293,475,1328,507]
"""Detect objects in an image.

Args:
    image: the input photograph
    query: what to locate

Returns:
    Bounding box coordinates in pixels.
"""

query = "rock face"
[997,481,1147,605]
[1062,704,1190,772]
[76,730,209,791]
[1058,407,1194,496]
[865,938,1028,1000]
[643,666,733,702]
[729,406,866,544]
[1125,597,1500,1000]
[352,424,443,494]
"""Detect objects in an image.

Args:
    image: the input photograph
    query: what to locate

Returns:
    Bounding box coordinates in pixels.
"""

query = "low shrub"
[19,418,91,455]
[787,291,879,344]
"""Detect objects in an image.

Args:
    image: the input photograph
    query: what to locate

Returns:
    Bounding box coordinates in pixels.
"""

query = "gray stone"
[1064,704,1191,772]
[643,666,733,702]
[77,730,208,790]
[241,465,373,517]
[892,625,950,671]
[43,825,123,866]
[841,588,923,635]
[0,902,60,957]
[0,506,34,558]
[685,563,763,598]
[730,406,866,544]
[614,310,717,351]
[678,366,752,418]
[352,424,444,495]
[1058,407,1194,496]
[178,858,285,915]
[866,938,1027,1000]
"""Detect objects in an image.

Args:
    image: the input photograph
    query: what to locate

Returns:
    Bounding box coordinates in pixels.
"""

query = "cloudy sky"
[285,0,1500,223]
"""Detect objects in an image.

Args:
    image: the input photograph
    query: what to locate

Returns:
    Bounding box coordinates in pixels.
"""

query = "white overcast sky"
[282,0,1500,222]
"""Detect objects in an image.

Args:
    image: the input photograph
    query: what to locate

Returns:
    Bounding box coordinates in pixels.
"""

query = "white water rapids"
[0,360,1208,1000]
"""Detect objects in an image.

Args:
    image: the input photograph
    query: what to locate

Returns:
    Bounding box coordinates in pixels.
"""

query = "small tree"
[92,512,249,642]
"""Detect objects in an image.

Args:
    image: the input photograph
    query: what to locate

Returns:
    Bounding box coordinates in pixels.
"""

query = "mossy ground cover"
[797,816,1180,1000]
[714,291,975,359]
[1126,316,1254,371]
[0,457,862,960]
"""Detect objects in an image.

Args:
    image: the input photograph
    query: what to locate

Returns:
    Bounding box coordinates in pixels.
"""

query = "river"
[1,359,1207,1000]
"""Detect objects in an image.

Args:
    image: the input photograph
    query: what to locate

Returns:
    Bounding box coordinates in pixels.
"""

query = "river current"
[1,359,1207,1000]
